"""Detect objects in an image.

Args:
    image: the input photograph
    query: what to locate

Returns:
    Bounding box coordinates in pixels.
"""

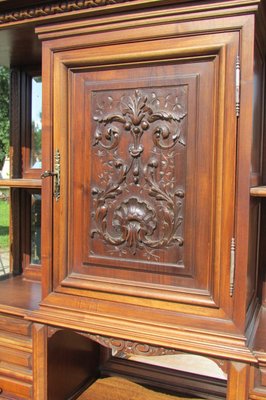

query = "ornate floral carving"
[0,0,133,24]
[94,89,186,183]
[91,88,187,261]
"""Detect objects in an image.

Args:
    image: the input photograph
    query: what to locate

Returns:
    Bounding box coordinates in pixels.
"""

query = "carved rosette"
[91,88,187,261]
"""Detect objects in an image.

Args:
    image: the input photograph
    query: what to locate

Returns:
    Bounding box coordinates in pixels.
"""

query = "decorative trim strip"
[47,327,179,356]
[0,0,134,24]
[47,328,228,377]
[85,333,179,357]
[47,327,179,357]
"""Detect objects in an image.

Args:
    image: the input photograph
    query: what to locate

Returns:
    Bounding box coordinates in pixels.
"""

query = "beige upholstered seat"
[77,377,199,400]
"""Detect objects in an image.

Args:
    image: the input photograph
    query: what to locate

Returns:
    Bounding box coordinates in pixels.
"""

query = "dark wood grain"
[48,330,100,400]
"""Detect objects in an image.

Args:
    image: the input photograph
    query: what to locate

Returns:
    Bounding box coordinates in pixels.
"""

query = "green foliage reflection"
[0,67,10,170]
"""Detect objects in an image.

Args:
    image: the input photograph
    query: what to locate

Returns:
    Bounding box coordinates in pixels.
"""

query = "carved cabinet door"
[46,24,240,333]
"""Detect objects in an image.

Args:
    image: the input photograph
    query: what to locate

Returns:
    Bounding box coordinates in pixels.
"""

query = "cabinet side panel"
[247,41,265,310]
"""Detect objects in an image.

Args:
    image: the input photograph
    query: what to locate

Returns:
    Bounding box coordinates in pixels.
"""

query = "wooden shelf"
[250,186,266,197]
[0,179,42,188]
[0,276,41,316]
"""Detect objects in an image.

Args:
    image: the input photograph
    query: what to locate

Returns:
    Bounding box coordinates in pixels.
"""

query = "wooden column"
[227,361,250,400]
[32,324,48,400]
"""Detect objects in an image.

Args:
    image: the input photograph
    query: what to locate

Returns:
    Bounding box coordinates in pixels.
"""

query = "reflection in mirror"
[0,188,10,277]
[0,66,10,278]
[31,77,42,169]
[31,193,41,265]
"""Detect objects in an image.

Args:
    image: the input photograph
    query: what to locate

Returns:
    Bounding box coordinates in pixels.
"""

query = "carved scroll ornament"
[47,328,228,375]
[86,333,179,357]
[48,328,178,357]
[91,88,187,261]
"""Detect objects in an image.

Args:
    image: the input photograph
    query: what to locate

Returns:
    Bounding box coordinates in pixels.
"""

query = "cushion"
[76,376,198,400]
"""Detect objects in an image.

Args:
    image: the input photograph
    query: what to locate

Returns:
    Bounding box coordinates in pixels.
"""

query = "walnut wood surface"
[0,310,34,399]
[0,179,42,188]
[36,0,253,344]
[0,276,41,315]
[0,0,266,399]
[47,330,101,400]
[69,58,224,300]
[28,1,266,399]
[251,307,266,356]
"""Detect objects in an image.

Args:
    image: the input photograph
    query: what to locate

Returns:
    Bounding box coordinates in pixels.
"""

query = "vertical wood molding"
[9,70,22,274]
[41,43,54,298]
[32,324,48,400]
[10,68,21,178]
[227,361,250,400]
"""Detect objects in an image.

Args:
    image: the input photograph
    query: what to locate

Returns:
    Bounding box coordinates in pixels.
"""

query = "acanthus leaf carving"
[91,88,187,261]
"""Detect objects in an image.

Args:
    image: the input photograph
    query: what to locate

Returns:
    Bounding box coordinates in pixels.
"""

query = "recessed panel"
[89,85,187,267]
[68,59,219,297]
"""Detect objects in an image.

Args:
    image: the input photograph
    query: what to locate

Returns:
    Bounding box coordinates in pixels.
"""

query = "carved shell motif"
[112,198,157,254]
[91,88,187,261]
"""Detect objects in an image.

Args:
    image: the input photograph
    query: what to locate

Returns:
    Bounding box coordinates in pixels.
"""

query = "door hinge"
[236,56,240,117]
[230,237,236,297]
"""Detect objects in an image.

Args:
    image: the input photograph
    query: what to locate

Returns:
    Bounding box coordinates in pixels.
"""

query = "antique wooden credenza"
[0,0,266,399]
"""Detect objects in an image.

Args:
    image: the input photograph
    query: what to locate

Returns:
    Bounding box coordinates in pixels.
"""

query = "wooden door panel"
[52,31,239,316]
[64,57,222,305]
[73,67,196,277]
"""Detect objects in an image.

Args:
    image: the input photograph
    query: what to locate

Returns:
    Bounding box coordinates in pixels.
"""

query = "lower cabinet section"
[0,313,33,399]
[30,324,266,400]
[1,317,266,399]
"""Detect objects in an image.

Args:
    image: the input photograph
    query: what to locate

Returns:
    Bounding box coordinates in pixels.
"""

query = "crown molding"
[0,0,263,27]
[0,0,135,25]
